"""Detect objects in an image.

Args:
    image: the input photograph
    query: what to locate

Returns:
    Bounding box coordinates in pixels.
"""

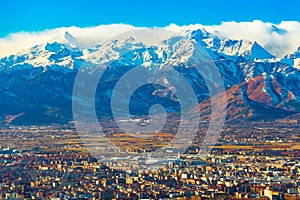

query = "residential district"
[0,119,300,200]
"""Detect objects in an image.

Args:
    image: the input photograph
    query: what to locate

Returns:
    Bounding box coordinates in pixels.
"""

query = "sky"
[1,0,300,37]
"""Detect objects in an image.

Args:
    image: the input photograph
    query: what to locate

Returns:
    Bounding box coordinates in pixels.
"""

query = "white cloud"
[0,24,138,57]
[0,20,300,58]
[203,20,300,57]
[0,24,179,58]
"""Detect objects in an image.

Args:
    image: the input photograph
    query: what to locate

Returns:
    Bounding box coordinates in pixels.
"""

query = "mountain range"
[0,27,300,125]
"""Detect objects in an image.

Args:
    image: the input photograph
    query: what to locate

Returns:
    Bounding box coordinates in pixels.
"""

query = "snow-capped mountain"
[0,32,84,72]
[190,29,275,61]
[281,47,300,69]
[0,28,300,124]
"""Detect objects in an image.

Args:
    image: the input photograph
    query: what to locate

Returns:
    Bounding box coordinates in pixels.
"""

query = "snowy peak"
[113,36,145,51]
[64,31,75,42]
[80,36,146,65]
[1,27,300,124]
[287,46,300,59]
[0,27,289,73]
[177,28,274,61]
[246,41,275,60]
[202,37,221,50]
[45,42,66,53]
[49,31,80,48]
[281,47,300,69]
[0,33,83,71]
[202,38,274,60]
[186,29,211,42]
[291,47,300,69]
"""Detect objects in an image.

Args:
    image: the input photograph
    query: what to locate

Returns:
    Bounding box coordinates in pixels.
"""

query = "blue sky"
[1,0,300,37]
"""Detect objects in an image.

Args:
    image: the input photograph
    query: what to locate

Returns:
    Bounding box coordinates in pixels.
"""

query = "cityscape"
[0,119,300,199]
[1,1,300,200]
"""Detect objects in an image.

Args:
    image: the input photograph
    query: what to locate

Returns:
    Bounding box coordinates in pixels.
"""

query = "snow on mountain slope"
[170,28,275,61]
[293,59,300,69]
[0,32,83,71]
[0,27,277,71]
[282,47,300,69]
[49,31,82,48]
[80,37,146,65]
[286,47,300,59]
[0,27,300,123]
[203,38,275,60]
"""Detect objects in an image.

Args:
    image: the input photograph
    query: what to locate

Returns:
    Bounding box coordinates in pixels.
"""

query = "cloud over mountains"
[0,20,300,58]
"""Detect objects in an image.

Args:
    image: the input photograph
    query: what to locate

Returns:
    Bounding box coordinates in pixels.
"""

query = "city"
[1,1,300,199]
[0,119,300,199]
